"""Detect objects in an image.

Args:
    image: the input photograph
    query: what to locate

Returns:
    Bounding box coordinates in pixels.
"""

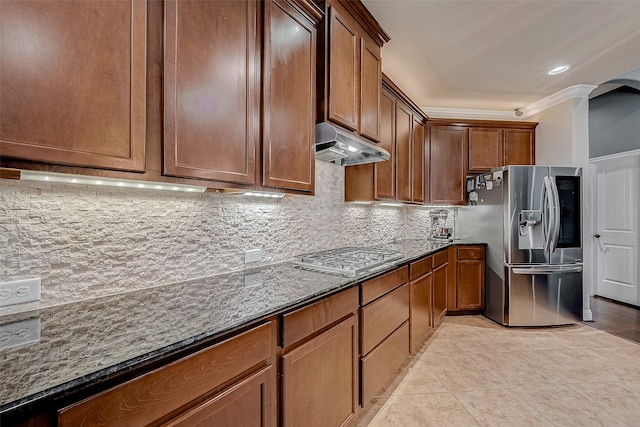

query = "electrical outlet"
[244,249,262,264]
[0,278,41,307]
[0,318,41,350]
[244,272,263,288]
[356,236,365,246]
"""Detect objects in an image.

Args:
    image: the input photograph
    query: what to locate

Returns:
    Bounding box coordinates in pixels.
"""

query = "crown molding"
[420,107,517,121]
[519,84,598,118]
[422,84,598,122]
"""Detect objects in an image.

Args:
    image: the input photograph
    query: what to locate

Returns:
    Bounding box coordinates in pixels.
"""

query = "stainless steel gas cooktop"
[292,246,404,277]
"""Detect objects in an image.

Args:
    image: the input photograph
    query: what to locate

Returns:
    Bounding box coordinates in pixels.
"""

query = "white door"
[593,151,640,305]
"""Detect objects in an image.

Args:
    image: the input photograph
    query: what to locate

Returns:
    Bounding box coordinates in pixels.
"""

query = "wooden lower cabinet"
[448,245,486,312]
[432,251,448,326]
[164,366,275,427]
[409,270,433,353]
[361,284,409,354]
[58,322,276,427]
[281,315,358,427]
[361,321,409,405]
[359,266,410,406]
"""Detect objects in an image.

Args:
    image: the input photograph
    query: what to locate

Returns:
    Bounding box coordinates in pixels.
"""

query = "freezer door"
[506,264,583,326]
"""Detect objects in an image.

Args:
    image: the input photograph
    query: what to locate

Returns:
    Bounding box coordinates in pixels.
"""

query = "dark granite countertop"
[0,239,482,417]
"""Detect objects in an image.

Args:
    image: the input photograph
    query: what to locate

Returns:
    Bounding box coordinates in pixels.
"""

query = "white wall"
[530,95,593,321]
[0,160,443,309]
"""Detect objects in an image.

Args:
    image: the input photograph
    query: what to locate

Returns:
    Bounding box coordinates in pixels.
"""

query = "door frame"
[589,148,640,305]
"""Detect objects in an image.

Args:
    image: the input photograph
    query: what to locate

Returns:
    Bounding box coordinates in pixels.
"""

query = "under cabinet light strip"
[19,170,207,193]
[378,202,404,207]
[242,191,285,199]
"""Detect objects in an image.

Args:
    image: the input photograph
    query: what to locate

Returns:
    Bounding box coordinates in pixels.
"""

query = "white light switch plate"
[0,318,41,350]
[0,278,41,307]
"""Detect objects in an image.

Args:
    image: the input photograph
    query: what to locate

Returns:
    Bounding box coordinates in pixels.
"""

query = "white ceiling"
[362,0,640,111]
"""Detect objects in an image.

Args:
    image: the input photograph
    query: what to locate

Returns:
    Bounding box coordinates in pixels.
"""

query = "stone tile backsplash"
[1,160,454,306]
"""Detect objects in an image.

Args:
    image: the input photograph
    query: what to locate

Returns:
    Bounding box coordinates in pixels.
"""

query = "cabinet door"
[412,119,425,204]
[263,0,317,192]
[504,129,535,166]
[433,263,448,325]
[0,0,146,172]
[457,260,485,310]
[164,0,258,184]
[410,272,432,352]
[429,125,467,205]
[164,366,275,427]
[282,315,358,427]
[374,88,396,200]
[395,103,413,203]
[328,6,358,131]
[359,38,381,142]
[468,127,503,172]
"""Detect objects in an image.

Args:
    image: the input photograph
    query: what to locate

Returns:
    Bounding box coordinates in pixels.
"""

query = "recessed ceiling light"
[547,65,570,75]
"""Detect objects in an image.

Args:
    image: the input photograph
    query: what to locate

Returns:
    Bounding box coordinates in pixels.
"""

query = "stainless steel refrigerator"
[458,166,583,326]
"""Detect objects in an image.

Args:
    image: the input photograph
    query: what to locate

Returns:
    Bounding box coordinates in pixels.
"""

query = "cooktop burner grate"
[292,246,404,276]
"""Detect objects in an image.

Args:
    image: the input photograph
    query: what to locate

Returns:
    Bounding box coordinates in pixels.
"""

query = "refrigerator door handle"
[541,176,555,252]
[549,176,561,253]
[512,265,583,275]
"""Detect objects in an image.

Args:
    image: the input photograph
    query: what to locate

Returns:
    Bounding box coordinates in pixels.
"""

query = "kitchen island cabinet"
[0,0,146,172]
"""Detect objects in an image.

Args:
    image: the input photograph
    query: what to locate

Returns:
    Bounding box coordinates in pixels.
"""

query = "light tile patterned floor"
[357,315,640,427]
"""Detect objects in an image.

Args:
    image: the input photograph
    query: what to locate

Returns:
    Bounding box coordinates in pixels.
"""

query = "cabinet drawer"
[164,366,275,427]
[433,250,448,268]
[361,284,409,355]
[361,266,408,305]
[457,246,484,260]
[282,286,358,348]
[58,322,274,427]
[361,321,409,405]
[409,256,432,281]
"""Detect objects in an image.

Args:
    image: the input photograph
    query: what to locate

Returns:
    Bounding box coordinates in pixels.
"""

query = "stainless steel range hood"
[315,122,390,166]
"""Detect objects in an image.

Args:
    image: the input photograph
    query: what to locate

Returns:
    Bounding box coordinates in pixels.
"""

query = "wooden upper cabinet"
[359,38,382,142]
[468,127,503,172]
[395,103,413,203]
[320,0,388,143]
[504,128,535,166]
[412,119,425,204]
[374,88,396,200]
[263,0,319,192]
[164,0,258,184]
[328,6,358,131]
[0,0,146,172]
[429,125,468,205]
